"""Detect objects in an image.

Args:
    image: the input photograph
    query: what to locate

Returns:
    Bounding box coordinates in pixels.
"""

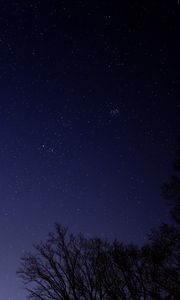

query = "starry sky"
[0,1,180,299]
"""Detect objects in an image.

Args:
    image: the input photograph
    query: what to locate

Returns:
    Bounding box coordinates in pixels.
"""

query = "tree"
[18,223,111,300]
[18,223,180,300]
[18,141,180,299]
[141,224,180,299]
[162,138,180,225]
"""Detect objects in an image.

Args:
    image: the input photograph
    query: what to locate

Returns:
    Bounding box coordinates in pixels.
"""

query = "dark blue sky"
[0,1,180,299]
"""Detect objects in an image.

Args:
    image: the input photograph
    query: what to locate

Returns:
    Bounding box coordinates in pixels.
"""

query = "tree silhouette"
[18,224,111,300]
[162,137,180,225]
[18,223,180,300]
[18,141,180,300]
[141,224,180,299]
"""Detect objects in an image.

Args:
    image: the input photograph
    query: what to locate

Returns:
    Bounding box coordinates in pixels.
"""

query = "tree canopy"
[162,139,180,225]
[18,223,180,300]
[18,141,180,299]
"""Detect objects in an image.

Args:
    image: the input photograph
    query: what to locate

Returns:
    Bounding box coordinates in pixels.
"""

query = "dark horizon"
[0,1,179,299]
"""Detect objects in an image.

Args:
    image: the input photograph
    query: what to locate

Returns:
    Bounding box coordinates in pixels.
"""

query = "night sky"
[0,1,180,299]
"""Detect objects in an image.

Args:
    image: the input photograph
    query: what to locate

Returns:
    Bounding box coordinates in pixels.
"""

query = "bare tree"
[18,224,111,300]
[18,223,180,300]
[18,140,180,299]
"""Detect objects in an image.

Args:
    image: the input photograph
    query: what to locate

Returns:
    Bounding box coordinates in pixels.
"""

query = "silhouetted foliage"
[107,228,180,300]
[18,223,180,300]
[146,224,180,298]
[18,141,180,299]
[18,224,111,300]
[162,137,180,225]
